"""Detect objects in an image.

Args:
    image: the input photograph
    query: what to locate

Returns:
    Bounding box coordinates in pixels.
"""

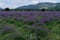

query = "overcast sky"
[0,0,60,9]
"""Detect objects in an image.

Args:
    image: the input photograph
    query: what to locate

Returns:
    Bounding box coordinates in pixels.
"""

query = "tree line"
[3,7,60,11]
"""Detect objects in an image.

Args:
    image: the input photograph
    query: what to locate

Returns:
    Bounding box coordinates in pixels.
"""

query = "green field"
[0,11,60,40]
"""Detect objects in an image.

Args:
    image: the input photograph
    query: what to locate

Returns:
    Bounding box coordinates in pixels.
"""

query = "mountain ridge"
[15,2,60,10]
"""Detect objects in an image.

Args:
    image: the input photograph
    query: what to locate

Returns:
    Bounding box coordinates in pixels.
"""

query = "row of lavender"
[0,11,60,26]
[0,11,60,22]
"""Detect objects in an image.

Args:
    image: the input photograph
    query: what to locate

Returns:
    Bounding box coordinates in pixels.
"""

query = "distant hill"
[15,2,60,11]
[0,8,3,10]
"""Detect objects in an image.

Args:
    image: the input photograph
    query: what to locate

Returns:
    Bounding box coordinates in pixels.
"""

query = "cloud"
[0,3,8,8]
[32,1,39,4]
[0,0,33,9]
[0,0,59,9]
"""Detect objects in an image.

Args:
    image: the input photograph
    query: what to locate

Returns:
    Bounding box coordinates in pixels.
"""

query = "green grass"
[0,17,60,40]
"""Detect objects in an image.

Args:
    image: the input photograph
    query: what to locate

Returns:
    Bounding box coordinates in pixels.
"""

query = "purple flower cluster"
[0,24,17,35]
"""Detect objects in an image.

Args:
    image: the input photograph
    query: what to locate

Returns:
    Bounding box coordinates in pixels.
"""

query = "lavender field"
[0,11,60,40]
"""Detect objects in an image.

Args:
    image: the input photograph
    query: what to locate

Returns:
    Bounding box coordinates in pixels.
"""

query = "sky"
[0,0,60,9]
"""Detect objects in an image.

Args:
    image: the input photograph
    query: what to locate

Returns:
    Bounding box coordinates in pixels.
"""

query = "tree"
[41,8,46,11]
[5,7,10,11]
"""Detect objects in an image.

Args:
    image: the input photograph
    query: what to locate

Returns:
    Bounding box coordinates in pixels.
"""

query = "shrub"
[41,8,46,11]
[5,7,10,11]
